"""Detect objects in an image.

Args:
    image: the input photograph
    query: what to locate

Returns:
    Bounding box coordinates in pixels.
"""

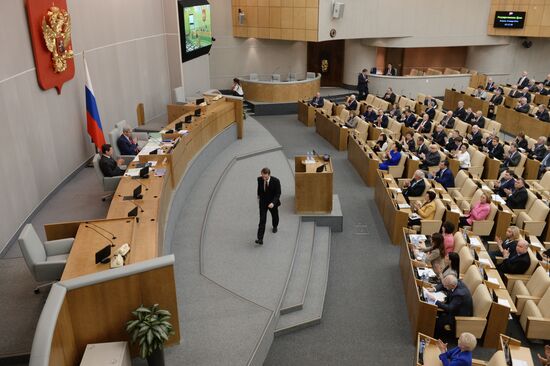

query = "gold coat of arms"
[42,6,73,73]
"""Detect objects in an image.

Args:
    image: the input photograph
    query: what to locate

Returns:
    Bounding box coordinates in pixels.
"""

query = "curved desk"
[30,96,243,366]
[240,74,320,103]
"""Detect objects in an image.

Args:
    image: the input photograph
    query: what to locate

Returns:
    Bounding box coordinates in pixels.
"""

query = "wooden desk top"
[61,218,136,281]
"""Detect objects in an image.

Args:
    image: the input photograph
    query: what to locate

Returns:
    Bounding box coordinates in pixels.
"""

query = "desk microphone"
[84,222,116,239]
[136,179,150,191]
[129,200,145,213]
[84,225,115,247]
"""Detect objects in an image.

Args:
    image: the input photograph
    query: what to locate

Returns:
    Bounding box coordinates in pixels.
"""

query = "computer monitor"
[149,149,158,155]
[133,185,143,199]
[128,206,138,218]
[316,164,326,173]
[185,115,192,123]
[139,166,149,179]
[194,109,201,117]
[175,121,183,131]
[196,97,205,105]
[95,245,111,264]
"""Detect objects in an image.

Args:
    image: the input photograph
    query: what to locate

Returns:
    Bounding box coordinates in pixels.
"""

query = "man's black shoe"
[272,227,278,233]
[255,239,263,245]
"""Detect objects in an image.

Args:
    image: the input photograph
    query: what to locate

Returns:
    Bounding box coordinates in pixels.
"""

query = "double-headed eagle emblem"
[42,6,73,73]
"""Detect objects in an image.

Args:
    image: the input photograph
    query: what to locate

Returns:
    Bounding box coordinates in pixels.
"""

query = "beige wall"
[0,0,171,251]
[342,40,377,86]
[318,0,508,47]
[209,0,307,90]
[466,37,550,83]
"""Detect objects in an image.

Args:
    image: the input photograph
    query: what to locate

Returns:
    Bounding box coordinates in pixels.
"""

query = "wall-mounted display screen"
[493,11,526,28]
[178,0,212,62]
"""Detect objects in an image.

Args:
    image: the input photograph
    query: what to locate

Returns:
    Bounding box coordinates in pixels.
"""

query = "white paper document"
[409,235,427,245]
[398,203,410,209]
[498,298,510,308]
[423,288,446,304]
[512,359,527,366]
[418,268,436,278]
[124,168,141,177]
[469,237,482,247]
[487,277,499,285]
[478,258,492,266]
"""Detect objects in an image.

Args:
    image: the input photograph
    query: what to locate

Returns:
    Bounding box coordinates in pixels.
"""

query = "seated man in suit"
[485,78,496,92]
[520,87,532,103]
[434,160,455,188]
[432,124,447,146]
[539,151,550,178]
[471,111,485,128]
[309,92,324,108]
[424,101,436,121]
[426,274,473,338]
[439,111,455,129]
[508,85,521,98]
[535,104,550,122]
[99,144,125,177]
[530,136,548,161]
[402,109,417,128]
[420,144,441,170]
[468,125,483,148]
[485,136,504,160]
[416,136,429,156]
[497,239,531,276]
[384,63,397,76]
[492,170,515,197]
[424,95,435,107]
[344,94,358,112]
[518,71,529,89]
[401,131,416,152]
[544,73,550,87]
[534,83,549,96]
[453,101,466,121]
[413,113,433,134]
[444,132,459,152]
[402,170,426,199]
[462,108,475,123]
[382,87,396,104]
[361,105,377,122]
[504,178,528,209]
[488,88,504,118]
[117,127,141,156]
[500,143,521,173]
[374,109,389,128]
[473,85,487,99]
[514,97,530,113]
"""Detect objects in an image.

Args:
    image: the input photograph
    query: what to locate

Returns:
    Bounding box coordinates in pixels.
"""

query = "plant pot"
[146,348,165,366]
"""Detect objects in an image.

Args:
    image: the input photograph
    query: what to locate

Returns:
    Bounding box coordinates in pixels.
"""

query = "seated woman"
[231,78,244,97]
[401,131,416,152]
[441,221,456,255]
[459,192,491,227]
[379,143,402,170]
[428,251,461,292]
[372,133,388,153]
[409,191,437,226]
[422,233,446,275]
[438,332,477,366]
[456,143,471,169]
[488,225,520,263]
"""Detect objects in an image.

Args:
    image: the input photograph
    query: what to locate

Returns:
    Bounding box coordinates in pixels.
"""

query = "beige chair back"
[355,119,369,141]
[453,232,467,253]
[538,287,550,317]
[463,265,483,294]
[528,199,550,221]
[459,246,474,274]
[322,100,333,115]
[472,283,493,318]
[454,119,469,135]
[460,179,478,198]
[366,94,375,105]
[527,266,550,298]
[454,170,469,189]
[434,199,446,221]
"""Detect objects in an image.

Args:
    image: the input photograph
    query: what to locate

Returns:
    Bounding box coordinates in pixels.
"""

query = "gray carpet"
[256,115,545,365]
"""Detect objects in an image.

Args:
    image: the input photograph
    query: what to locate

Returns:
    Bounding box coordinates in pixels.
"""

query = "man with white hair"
[518,70,529,88]
[440,111,455,129]
[515,97,530,114]
[497,239,531,276]
[468,125,483,148]
[402,170,426,198]
[345,94,358,111]
[520,87,532,103]
[427,274,473,337]
[453,101,466,121]
[117,127,141,156]
[536,105,550,122]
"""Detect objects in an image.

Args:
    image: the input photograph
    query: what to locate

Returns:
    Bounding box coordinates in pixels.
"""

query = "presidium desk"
[35,96,243,365]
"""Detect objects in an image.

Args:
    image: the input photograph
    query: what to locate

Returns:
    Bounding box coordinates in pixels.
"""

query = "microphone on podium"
[128,201,145,223]
[136,179,149,191]
[85,222,117,239]
[84,225,115,247]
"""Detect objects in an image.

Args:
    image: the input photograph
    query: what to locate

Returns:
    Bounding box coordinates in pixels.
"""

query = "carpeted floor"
[257,114,545,365]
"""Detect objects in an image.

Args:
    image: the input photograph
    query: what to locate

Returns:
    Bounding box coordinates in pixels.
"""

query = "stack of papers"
[409,213,421,220]
[418,268,436,278]
[478,258,492,267]
[411,155,420,161]
[498,298,510,308]
[469,237,482,247]
[398,203,411,209]
[423,288,446,305]
[487,277,499,285]
[124,168,141,177]
[409,234,427,245]
[491,195,506,204]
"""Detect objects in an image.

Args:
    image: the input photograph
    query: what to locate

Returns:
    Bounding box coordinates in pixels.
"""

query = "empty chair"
[531,171,550,193]
[18,224,74,293]
[455,283,492,338]
[458,246,475,275]
[272,74,281,82]
[366,94,376,106]
[519,287,550,340]
[462,264,483,294]
[511,266,550,314]
[450,179,478,203]
[515,199,550,236]
[249,73,258,81]
[306,72,316,79]
[354,119,369,142]
[468,149,486,177]
[453,231,468,253]
[321,100,334,115]
[174,86,186,103]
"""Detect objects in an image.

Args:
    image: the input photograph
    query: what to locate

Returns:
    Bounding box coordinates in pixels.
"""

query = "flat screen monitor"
[178,0,212,62]
[133,185,143,199]
[139,166,149,178]
[95,245,111,264]
[194,109,201,117]
[128,206,138,218]
[196,97,205,105]
[185,115,193,123]
[175,121,183,130]
[493,11,526,28]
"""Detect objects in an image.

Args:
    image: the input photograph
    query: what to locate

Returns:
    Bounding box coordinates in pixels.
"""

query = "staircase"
[275,221,331,336]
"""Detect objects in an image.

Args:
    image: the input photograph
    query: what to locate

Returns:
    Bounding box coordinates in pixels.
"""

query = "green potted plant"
[126,304,174,366]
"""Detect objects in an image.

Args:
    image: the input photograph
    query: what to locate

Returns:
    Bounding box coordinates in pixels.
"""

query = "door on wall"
[307,40,345,87]
[385,48,404,76]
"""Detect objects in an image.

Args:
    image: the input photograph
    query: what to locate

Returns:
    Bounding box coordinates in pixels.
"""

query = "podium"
[294,156,333,213]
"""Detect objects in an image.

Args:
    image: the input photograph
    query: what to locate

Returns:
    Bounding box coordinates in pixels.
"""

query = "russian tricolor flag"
[84,55,106,149]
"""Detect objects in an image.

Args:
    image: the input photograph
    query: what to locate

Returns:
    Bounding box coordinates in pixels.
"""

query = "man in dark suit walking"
[256,167,281,245]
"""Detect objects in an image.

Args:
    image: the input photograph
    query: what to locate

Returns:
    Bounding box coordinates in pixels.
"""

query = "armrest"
[505,273,531,292]
[522,221,547,235]
[454,316,488,322]
[103,176,122,192]
[44,238,74,256]
[471,220,494,234]
[516,294,542,303]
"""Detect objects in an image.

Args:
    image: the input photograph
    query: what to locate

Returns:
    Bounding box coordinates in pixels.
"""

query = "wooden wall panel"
[488,0,550,37]
[401,47,468,76]
[232,0,318,41]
